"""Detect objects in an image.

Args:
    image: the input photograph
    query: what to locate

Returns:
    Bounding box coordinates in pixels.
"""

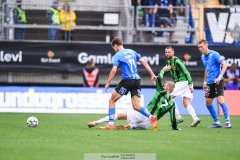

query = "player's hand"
[151,76,156,85]
[105,82,110,92]
[116,125,130,130]
[152,79,156,85]
[165,65,171,72]
[189,86,194,93]
[203,83,207,90]
[214,77,221,85]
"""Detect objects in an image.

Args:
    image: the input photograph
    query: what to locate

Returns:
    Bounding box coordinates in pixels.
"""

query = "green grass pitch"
[0,113,240,160]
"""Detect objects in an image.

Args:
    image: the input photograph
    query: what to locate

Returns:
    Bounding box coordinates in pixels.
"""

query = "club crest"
[171,65,176,70]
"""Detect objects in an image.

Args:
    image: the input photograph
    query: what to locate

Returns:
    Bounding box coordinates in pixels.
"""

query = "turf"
[0,113,240,160]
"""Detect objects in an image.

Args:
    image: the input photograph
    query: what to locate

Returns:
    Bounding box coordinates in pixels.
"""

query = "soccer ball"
[27,116,38,127]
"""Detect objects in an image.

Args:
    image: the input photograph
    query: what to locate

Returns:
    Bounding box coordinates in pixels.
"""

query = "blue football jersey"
[201,50,224,84]
[112,49,141,79]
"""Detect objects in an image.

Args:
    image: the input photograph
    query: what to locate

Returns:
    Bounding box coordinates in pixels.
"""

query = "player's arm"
[159,66,169,80]
[215,60,227,85]
[138,58,156,83]
[156,67,169,91]
[154,67,169,91]
[177,59,193,86]
[105,66,117,92]
[116,124,131,130]
[213,51,226,84]
[156,74,164,92]
[203,69,207,90]
[220,60,227,78]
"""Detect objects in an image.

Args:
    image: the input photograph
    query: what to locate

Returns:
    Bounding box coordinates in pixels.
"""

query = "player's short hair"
[165,46,174,52]
[166,81,175,93]
[198,39,208,45]
[111,37,123,46]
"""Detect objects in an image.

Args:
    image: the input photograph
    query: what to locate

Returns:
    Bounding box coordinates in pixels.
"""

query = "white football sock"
[97,115,118,124]
[186,104,198,120]
[174,102,181,117]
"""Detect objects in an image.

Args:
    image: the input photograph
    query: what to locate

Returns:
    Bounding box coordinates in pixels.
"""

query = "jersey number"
[161,99,169,108]
[128,58,136,74]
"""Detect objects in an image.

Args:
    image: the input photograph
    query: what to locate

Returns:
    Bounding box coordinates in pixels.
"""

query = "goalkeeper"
[88,73,179,131]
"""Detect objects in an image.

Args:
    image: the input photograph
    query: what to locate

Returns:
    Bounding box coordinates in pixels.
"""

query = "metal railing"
[0,2,200,44]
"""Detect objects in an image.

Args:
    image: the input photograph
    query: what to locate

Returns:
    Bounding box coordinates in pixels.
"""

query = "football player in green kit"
[160,46,201,127]
[88,75,180,131]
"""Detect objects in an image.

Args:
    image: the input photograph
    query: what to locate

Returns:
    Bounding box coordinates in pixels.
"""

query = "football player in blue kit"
[198,40,232,128]
[99,37,157,130]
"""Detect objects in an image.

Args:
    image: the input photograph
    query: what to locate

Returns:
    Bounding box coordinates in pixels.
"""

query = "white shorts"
[127,110,151,130]
[171,81,193,99]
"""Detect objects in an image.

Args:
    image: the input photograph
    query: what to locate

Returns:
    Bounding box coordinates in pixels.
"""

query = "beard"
[166,55,173,60]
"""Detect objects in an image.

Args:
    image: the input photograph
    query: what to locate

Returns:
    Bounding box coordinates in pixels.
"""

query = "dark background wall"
[0,41,239,88]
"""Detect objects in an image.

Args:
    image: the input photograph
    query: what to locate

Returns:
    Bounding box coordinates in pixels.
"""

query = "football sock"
[207,105,219,123]
[186,104,198,119]
[174,102,181,117]
[220,103,230,123]
[97,115,118,124]
[139,107,151,118]
[108,108,115,125]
